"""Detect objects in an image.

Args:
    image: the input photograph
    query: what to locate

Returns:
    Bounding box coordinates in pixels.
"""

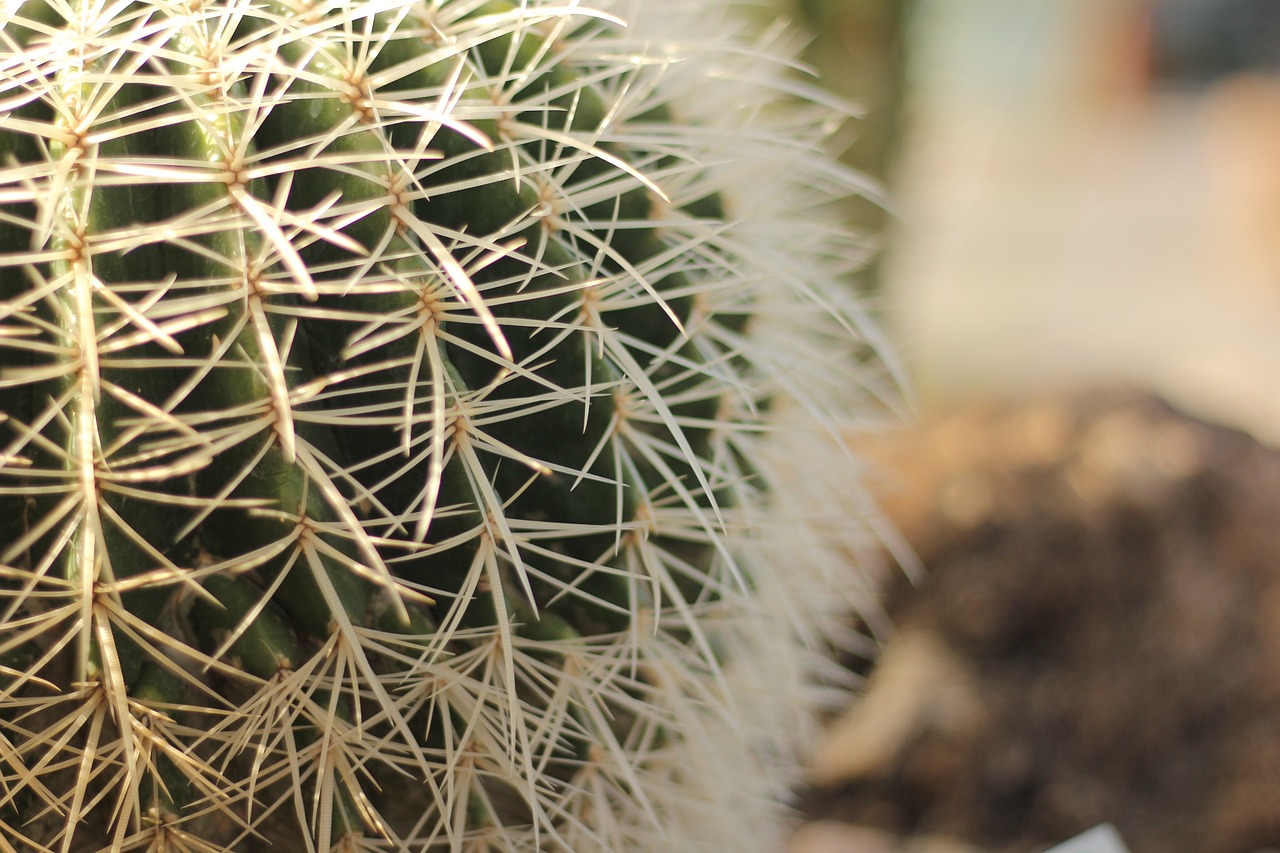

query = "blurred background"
[889,0,1280,442]
[778,1,1280,852]
[799,0,1280,441]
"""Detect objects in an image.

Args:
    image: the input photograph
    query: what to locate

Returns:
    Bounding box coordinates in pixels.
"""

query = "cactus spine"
[0,0,890,849]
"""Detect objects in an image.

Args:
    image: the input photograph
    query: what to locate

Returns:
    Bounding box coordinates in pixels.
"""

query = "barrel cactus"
[0,0,890,850]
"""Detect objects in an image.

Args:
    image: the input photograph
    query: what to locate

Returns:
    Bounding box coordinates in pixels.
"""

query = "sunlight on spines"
[0,0,896,849]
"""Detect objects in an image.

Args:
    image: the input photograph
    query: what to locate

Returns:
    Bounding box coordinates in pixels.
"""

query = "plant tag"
[1045,824,1131,853]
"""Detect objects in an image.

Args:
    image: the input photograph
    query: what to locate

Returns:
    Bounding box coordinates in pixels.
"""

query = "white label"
[1045,824,1131,853]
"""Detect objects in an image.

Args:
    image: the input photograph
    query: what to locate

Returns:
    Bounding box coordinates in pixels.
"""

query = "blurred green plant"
[790,0,914,292]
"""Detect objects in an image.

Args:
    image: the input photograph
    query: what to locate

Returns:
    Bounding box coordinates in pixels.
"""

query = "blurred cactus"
[0,0,892,850]
[789,0,914,292]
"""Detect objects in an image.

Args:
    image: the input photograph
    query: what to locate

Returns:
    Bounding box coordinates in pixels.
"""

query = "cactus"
[0,0,891,850]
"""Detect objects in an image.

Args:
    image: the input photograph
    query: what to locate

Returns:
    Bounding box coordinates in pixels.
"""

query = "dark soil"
[802,390,1280,853]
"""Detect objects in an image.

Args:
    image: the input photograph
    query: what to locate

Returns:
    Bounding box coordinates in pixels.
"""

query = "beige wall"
[887,0,1280,443]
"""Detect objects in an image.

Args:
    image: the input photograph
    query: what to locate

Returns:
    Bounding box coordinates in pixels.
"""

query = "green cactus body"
[0,0,893,850]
